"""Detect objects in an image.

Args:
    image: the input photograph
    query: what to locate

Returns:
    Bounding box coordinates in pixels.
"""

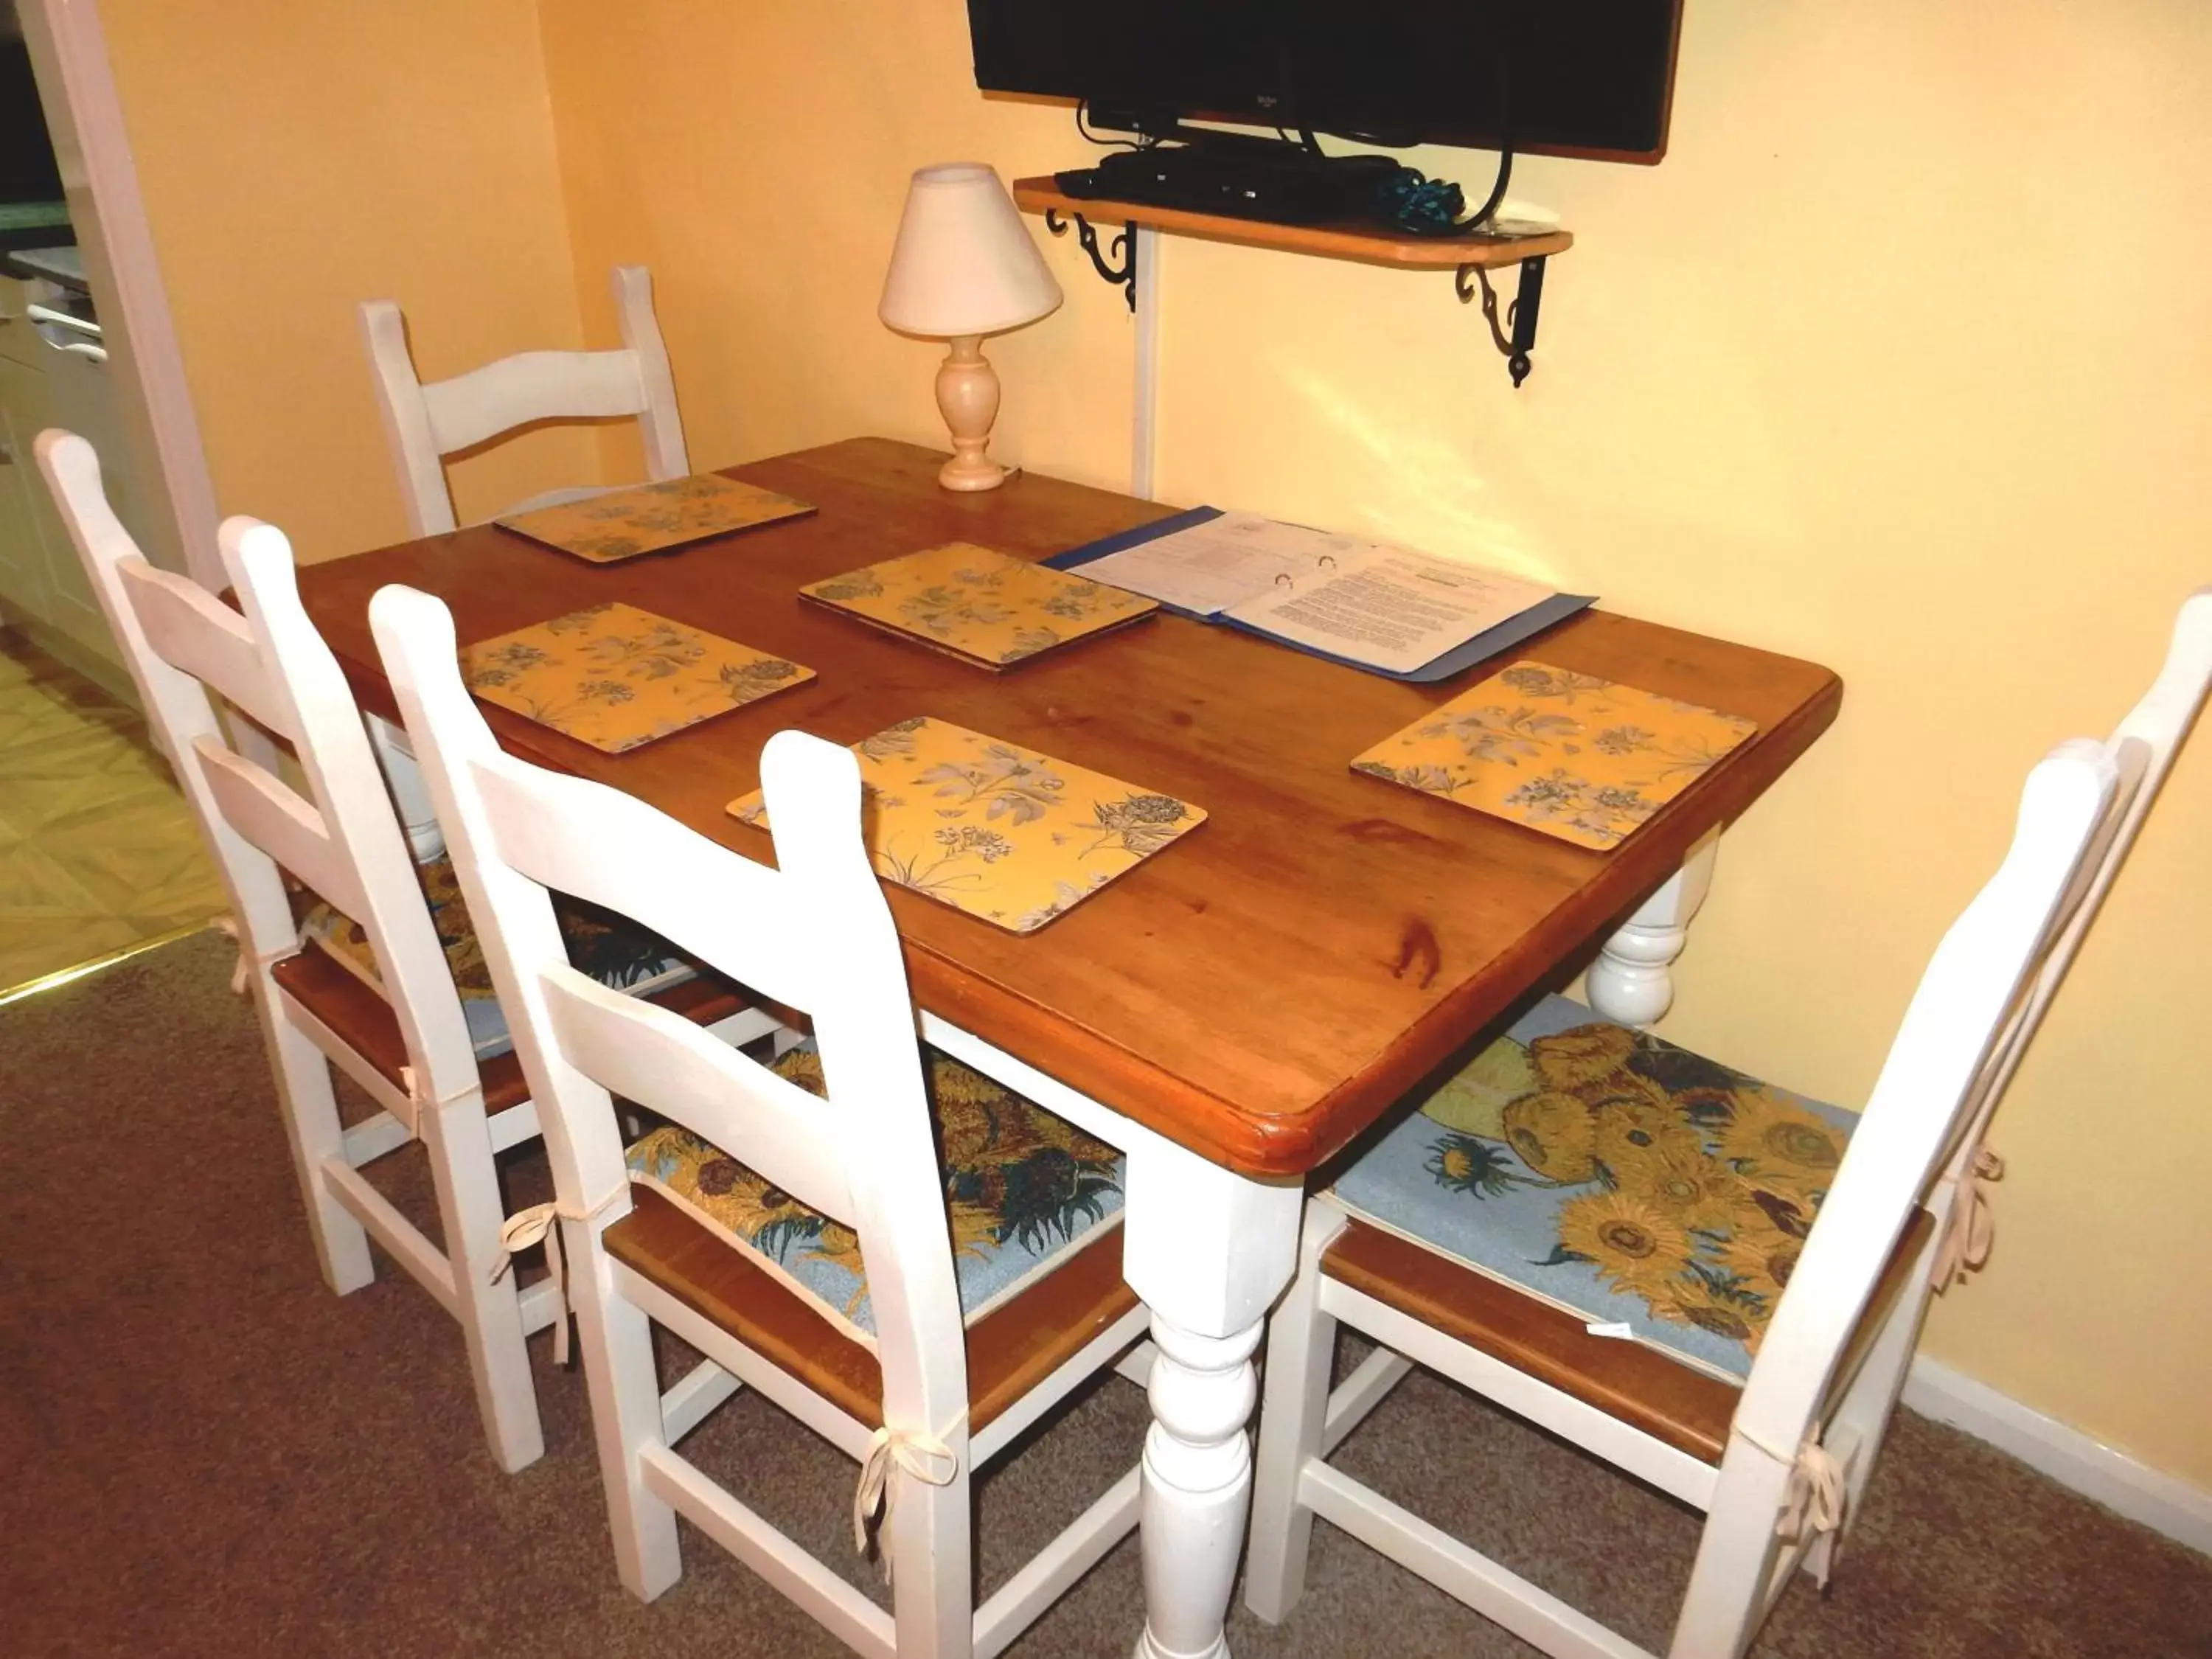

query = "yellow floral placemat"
[798,542,1158,669]
[1351,661,1757,850]
[461,602,814,754]
[727,717,1205,932]
[495,473,815,563]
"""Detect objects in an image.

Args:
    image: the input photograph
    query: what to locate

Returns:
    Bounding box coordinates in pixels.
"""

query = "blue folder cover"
[1046,508,1596,684]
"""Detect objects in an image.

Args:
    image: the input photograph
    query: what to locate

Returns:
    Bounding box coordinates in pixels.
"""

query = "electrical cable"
[1075,100,1142,151]
[1380,146,1512,236]
[1469,146,1514,224]
[1380,38,1516,236]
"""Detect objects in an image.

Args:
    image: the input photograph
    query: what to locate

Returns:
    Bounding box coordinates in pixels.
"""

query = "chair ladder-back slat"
[192,737,369,925]
[540,970,855,1222]
[115,560,292,739]
[420,348,650,456]
[359,264,690,538]
[471,757,818,1016]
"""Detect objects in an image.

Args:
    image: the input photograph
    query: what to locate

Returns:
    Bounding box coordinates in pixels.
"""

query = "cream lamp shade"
[880,163,1062,338]
[880,163,1062,490]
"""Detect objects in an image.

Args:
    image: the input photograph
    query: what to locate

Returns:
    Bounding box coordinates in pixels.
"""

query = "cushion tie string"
[397,1067,489,1136]
[852,1419,963,1582]
[209,915,253,997]
[1739,1425,1847,1587]
[1932,1146,2005,1293]
[489,1184,628,1366]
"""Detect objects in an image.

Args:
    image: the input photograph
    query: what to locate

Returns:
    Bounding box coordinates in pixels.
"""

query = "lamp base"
[934,335,1008,493]
[938,453,1008,492]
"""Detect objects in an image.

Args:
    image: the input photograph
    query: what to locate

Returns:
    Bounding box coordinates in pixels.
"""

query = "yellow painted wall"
[91,1,2208,1484]
[533,0,2211,1484]
[533,0,1133,491]
[99,0,603,562]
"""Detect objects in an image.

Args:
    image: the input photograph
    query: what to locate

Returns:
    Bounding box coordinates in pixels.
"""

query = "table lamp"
[880,163,1063,492]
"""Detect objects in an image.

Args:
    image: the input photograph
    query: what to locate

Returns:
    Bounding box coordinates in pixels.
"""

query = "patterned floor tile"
[0,841,105,913]
[0,633,226,992]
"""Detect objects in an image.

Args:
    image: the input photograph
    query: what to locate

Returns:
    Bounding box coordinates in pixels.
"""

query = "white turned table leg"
[1121,1143,1304,1659]
[366,712,445,863]
[1587,828,1720,1028]
[904,1015,1306,1659]
[1136,1317,1263,1659]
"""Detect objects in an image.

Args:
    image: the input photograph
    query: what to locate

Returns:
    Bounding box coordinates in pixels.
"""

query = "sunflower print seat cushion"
[625,1041,1127,1345]
[1324,995,1857,1381]
[299,855,696,1058]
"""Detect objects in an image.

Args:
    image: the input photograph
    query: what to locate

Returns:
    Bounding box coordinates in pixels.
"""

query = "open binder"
[1046,507,1594,683]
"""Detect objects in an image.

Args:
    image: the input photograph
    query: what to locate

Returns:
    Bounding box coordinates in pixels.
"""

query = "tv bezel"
[970,1,1688,167]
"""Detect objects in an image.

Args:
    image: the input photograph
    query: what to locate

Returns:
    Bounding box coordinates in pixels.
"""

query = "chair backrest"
[1737,591,2212,1456]
[366,582,968,1443]
[358,264,689,538]
[1958,591,2212,1146]
[32,430,477,1105]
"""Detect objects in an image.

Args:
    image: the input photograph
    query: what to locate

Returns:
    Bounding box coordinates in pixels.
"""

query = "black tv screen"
[967,1,1685,163]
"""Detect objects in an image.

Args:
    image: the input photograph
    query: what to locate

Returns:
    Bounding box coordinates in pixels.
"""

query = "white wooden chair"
[355,263,691,860]
[1245,592,2212,1659]
[32,430,777,1475]
[370,581,1154,1658]
[358,263,688,540]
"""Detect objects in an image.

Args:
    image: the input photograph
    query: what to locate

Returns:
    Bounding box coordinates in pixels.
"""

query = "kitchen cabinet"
[0,263,127,680]
[0,270,52,625]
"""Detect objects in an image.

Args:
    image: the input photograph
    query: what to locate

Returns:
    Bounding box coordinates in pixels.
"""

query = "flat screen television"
[967,1,1685,164]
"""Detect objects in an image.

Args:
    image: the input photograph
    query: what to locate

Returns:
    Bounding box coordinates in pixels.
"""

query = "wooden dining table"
[297,436,1842,1659]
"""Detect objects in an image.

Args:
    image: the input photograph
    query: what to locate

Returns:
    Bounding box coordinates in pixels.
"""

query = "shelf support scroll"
[1044,209,1137,313]
[1458,254,1547,389]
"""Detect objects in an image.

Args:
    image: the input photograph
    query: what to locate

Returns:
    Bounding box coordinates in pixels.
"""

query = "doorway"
[0,0,224,995]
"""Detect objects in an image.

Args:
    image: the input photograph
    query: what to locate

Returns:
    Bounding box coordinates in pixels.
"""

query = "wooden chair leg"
[891,1457,975,1658]
[1244,1203,1348,1624]
[1669,1453,1792,1659]
[574,1254,682,1601]
[417,1089,544,1472]
[1818,1279,1933,1571]
[257,989,374,1295]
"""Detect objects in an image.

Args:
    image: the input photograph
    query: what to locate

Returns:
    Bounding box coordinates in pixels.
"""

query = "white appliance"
[0,248,138,675]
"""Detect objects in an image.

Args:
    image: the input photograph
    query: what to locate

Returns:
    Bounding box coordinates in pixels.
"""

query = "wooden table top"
[297,438,1841,1179]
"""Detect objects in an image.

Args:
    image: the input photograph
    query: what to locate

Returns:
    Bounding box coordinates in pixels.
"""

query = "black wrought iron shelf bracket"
[1037,191,1549,383]
[1457,255,1547,389]
[1043,208,1137,313]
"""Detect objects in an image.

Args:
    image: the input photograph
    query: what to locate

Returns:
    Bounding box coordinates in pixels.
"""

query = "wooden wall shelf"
[1010,176,1571,271]
[1012,173,1569,387]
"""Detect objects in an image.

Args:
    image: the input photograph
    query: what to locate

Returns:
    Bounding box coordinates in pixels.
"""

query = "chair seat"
[1324,1217,1742,1463]
[1324,995,1860,1382]
[624,1042,1129,1348]
[269,945,751,1113]
[299,852,695,1059]
[605,1186,1137,1436]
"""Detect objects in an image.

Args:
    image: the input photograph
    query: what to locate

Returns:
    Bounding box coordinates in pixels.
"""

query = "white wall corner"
[22,0,223,591]
[1903,1356,2212,1558]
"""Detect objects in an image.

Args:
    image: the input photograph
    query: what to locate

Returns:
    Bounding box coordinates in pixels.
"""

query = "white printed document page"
[1077,512,1366,616]
[1225,549,1558,675]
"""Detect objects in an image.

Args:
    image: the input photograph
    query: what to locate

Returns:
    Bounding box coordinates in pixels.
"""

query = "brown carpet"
[4,929,2207,1659]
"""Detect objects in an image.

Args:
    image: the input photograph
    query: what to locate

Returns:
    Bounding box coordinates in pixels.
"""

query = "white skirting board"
[1903,1357,2212,1557]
